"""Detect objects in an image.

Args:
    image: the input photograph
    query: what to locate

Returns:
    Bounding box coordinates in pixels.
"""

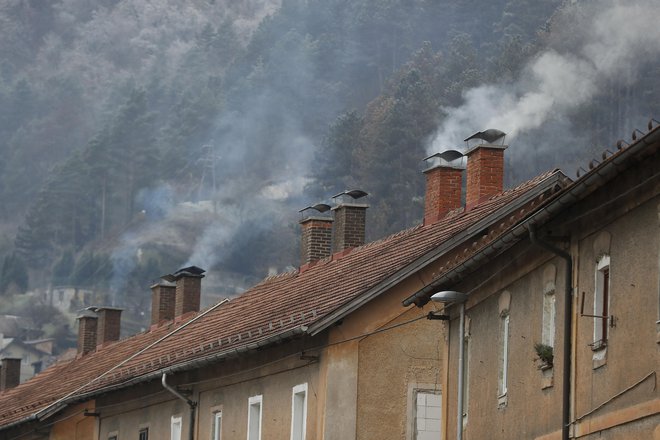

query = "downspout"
[162,373,196,440]
[529,225,572,440]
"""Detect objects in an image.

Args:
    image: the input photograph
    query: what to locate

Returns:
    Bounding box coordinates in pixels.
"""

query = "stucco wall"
[50,402,97,440]
[356,305,443,440]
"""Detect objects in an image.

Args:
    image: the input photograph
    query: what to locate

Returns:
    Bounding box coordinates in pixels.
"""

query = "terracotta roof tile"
[0,170,563,429]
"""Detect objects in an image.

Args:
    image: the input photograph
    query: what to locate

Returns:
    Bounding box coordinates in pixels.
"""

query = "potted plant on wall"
[534,342,554,370]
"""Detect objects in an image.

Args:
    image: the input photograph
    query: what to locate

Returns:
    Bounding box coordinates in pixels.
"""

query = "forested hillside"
[0,0,658,346]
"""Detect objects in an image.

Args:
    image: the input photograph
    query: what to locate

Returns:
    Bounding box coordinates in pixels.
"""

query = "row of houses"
[0,122,658,439]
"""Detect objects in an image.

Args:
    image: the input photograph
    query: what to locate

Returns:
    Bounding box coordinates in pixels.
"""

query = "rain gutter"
[403,124,660,307]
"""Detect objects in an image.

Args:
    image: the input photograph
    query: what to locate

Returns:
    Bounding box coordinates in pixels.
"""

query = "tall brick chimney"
[0,358,21,391]
[300,216,333,266]
[465,143,507,209]
[96,307,123,347]
[151,281,176,325]
[332,202,368,253]
[163,266,206,318]
[423,161,464,225]
[77,311,98,355]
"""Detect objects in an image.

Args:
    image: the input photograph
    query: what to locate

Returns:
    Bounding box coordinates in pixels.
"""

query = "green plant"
[534,342,554,366]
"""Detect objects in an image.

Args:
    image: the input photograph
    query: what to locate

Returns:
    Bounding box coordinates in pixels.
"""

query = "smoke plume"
[429,0,660,153]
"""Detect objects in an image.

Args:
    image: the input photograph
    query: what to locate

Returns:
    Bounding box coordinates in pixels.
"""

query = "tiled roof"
[0,169,565,430]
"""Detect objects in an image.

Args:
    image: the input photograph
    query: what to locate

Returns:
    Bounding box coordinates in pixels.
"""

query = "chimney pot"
[96,307,123,347]
[465,143,507,209]
[77,312,98,355]
[0,358,21,390]
[300,216,334,266]
[151,282,176,325]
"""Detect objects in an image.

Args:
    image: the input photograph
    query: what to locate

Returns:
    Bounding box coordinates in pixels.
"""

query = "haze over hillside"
[0,0,658,348]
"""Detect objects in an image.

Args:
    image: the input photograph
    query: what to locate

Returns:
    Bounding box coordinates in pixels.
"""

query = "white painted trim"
[247,394,263,440]
[170,415,182,440]
[290,383,308,440]
[213,410,222,440]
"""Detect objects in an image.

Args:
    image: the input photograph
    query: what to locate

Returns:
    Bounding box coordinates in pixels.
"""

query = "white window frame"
[498,314,510,402]
[542,288,556,349]
[247,394,263,440]
[290,383,308,440]
[213,410,222,440]
[171,415,182,440]
[593,255,610,348]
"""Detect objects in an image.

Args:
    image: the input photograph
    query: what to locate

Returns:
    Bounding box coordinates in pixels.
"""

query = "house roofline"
[308,171,567,336]
[403,123,660,306]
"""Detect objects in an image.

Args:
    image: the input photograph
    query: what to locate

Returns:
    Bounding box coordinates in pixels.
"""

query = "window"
[108,437,117,440]
[171,415,182,440]
[247,395,263,440]
[414,390,442,438]
[542,288,556,349]
[499,314,510,402]
[594,255,610,347]
[139,428,148,440]
[290,384,308,440]
[213,411,222,440]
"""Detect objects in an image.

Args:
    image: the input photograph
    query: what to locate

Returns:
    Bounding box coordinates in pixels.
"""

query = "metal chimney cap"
[331,189,368,200]
[299,203,332,213]
[162,265,206,282]
[464,129,506,144]
[424,149,464,163]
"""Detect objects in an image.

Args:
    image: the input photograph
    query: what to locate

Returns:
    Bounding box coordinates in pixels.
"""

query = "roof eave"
[403,124,660,306]
[307,171,567,336]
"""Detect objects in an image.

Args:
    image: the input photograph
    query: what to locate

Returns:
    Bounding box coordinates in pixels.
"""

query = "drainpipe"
[162,373,196,440]
[529,225,572,440]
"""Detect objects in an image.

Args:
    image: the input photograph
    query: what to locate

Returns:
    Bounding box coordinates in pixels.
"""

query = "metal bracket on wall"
[580,291,615,326]
[427,312,450,320]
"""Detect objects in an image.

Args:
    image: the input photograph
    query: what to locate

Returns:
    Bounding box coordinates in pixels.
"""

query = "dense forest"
[0,0,658,348]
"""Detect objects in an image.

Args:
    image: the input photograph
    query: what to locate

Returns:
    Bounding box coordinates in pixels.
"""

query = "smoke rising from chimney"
[429,0,660,152]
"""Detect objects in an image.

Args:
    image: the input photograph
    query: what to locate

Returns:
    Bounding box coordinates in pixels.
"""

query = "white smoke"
[430,0,660,151]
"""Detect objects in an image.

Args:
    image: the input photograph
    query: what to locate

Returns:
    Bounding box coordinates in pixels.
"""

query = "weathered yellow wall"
[50,402,97,440]
[572,195,660,433]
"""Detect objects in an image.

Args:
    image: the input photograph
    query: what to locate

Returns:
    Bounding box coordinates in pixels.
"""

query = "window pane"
[291,384,307,440]
[414,391,442,439]
[171,416,182,440]
[213,411,222,440]
[139,428,149,440]
[248,396,262,440]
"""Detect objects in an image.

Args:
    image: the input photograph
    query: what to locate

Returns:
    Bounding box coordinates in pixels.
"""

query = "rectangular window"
[542,289,556,349]
[171,415,182,440]
[213,411,222,440]
[247,395,262,440]
[499,314,510,399]
[414,390,442,438]
[139,428,148,440]
[290,384,307,440]
[594,256,611,346]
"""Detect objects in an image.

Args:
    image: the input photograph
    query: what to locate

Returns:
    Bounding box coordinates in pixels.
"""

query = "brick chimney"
[77,311,98,355]
[96,307,123,347]
[0,358,21,390]
[465,144,507,209]
[423,163,464,225]
[151,281,176,325]
[300,216,333,266]
[332,203,367,253]
[163,266,206,318]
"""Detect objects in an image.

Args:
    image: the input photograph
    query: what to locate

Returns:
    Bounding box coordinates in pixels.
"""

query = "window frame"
[138,427,149,440]
[247,394,263,440]
[171,415,182,440]
[212,409,222,440]
[498,313,510,403]
[593,255,611,348]
[290,383,308,440]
